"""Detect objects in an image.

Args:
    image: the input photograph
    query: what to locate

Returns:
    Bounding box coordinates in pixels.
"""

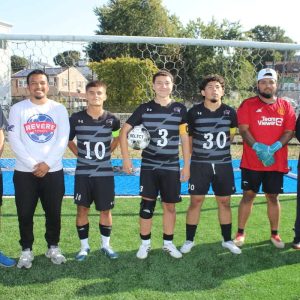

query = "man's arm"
[68,140,78,157]
[8,105,37,170]
[119,123,133,174]
[238,124,256,147]
[0,129,4,157]
[180,125,190,182]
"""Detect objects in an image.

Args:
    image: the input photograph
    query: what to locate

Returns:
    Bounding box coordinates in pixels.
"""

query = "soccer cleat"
[233,233,245,247]
[75,248,90,261]
[101,246,118,259]
[45,247,67,264]
[162,243,182,258]
[17,250,34,269]
[292,241,300,250]
[270,235,285,249]
[0,252,16,268]
[180,241,195,254]
[136,244,151,259]
[222,241,242,254]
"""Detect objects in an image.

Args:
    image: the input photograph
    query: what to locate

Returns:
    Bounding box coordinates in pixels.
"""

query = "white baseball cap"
[257,68,277,82]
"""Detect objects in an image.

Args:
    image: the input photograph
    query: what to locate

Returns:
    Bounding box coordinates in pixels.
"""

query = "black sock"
[271,230,278,236]
[99,224,112,237]
[238,228,244,234]
[140,233,151,240]
[77,223,89,240]
[163,233,173,241]
[186,224,197,241]
[221,223,232,242]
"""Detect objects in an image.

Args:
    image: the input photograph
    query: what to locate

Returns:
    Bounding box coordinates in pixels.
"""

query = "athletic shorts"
[74,176,115,211]
[241,168,284,194]
[189,162,236,196]
[139,168,181,203]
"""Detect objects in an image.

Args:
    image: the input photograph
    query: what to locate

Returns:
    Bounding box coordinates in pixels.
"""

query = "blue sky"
[0,0,299,43]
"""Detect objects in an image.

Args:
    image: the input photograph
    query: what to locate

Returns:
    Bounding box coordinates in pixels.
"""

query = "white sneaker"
[180,241,195,254]
[222,241,242,254]
[45,247,67,264]
[75,248,90,261]
[162,243,182,258]
[17,250,34,269]
[136,244,151,259]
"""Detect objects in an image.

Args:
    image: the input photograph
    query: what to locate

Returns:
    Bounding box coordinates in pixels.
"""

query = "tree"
[89,57,158,112]
[86,0,182,62]
[53,50,81,67]
[246,25,295,70]
[179,19,255,103]
[11,55,28,73]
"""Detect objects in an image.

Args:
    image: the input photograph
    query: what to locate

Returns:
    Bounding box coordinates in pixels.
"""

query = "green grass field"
[1,196,300,300]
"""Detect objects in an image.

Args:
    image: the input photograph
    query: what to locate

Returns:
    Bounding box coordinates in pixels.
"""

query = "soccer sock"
[140,233,151,245]
[163,233,173,245]
[238,228,244,234]
[186,224,197,242]
[100,224,112,248]
[221,223,232,242]
[77,223,90,249]
[271,230,278,236]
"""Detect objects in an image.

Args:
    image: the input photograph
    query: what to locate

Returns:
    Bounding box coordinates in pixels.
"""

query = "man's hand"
[122,158,134,175]
[180,165,190,182]
[33,162,50,177]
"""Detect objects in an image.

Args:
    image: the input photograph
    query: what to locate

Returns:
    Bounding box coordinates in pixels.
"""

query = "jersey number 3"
[157,129,168,147]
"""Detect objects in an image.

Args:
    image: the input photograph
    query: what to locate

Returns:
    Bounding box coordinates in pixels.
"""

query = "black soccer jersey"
[188,102,237,164]
[126,100,187,171]
[69,110,120,177]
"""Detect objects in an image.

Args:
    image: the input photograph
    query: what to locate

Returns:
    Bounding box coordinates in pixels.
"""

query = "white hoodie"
[8,99,70,172]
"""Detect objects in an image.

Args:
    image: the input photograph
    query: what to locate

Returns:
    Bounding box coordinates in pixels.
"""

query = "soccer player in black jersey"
[68,81,120,260]
[120,70,190,259]
[180,74,241,255]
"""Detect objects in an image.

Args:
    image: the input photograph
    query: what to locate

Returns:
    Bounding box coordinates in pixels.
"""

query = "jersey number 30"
[203,132,226,149]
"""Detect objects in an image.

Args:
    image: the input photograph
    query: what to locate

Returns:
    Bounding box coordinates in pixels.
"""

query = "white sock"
[164,240,173,245]
[80,238,90,250]
[101,235,110,248]
[142,239,151,246]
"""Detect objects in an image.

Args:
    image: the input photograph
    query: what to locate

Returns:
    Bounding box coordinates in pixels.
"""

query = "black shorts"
[74,176,115,211]
[139,169,181,203]
[189,162,236,196]
[241,168,284,194]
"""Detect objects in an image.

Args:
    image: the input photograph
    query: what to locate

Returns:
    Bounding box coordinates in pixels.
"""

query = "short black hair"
[26,69,49,85]
[85,80,107,91]
[199,74,225,91]
[152,69,174,83]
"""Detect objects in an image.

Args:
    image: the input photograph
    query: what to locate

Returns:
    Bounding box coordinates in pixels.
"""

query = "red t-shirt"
[237,96,296,172]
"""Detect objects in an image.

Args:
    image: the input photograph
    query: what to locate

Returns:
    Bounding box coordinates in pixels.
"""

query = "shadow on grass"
[1,240,300,295]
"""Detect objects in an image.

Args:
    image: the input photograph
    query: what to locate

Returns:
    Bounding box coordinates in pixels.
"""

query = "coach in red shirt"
[233,68,296,249]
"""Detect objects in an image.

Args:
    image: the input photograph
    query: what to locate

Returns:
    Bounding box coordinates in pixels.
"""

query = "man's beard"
[210,98,218,103]
[258,88,275,99]
[34,95,44,100]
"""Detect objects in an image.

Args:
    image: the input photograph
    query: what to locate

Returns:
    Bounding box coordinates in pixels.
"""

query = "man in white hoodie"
[8,69,70,269]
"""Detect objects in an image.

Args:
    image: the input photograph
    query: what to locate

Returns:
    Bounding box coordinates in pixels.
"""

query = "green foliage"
[86,0,181,61]
[11,55,28,73]
[246,25,295,70]
[53,50,81,67]
[89,57,158,112]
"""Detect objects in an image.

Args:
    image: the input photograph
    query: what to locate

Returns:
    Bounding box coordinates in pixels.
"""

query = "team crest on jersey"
[173,106,182,114]
[106,118,113,127]
[223,110,230,115]
[277,107,285,116]
[146,107,152,112]
[24,114,56,143]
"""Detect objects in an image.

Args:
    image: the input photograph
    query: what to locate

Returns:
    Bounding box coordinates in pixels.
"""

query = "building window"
[77,81,83,88]
[62,78,68,86]
[0,40,7,49]
[49,77,55,86]
[17,79,27,88]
